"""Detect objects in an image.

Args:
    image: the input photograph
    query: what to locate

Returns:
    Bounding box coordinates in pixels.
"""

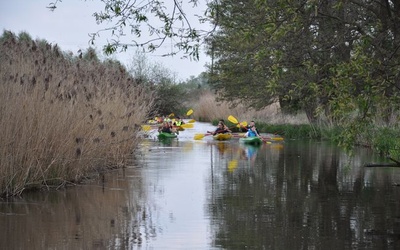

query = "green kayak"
[239,137,263,145]
[158,132,178,139]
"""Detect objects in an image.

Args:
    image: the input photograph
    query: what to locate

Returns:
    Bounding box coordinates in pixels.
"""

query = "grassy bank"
[0,31,154,197]
[190,91,400,157]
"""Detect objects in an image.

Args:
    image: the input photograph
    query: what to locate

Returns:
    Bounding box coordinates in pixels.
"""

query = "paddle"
[141,125,152,131]
[232,133,246,138]
[181,123,194,129]
[186,109,195,123]
[260,136,284,142]
[261,136,283,144]
[228,115,247,128]
[186,109,194,116]
[261,137,273,144]
[228,115,239,124]
[194,133,212,140]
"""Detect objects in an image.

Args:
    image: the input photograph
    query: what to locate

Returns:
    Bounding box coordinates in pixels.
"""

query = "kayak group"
[205,119,264,145]
[155,115,280,145]
[144,109,282,144]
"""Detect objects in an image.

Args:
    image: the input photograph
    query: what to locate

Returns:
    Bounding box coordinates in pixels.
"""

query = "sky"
[0,0,210,80]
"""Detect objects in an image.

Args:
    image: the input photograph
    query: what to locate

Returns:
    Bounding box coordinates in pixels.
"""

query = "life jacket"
[247,130,258,137]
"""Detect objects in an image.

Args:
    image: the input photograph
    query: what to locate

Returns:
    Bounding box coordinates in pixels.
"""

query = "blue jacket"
[247,130,258,137]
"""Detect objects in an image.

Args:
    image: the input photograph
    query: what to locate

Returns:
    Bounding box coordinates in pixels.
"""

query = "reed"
[191,90,308,124]
[0,31,154,197]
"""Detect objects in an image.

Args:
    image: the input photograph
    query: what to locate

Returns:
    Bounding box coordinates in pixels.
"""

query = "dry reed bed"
[0,31,154,197]
[192,91,308,124]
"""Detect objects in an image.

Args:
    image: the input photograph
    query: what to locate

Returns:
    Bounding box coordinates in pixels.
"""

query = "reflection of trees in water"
[206,141,400,249]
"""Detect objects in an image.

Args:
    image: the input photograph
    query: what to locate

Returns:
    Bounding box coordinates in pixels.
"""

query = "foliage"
[255,123,320,140]
[47,1,400,155]
[127,50,210,116]
[368,127,400,158]
[48,0,208,60]
[205,0,400,153]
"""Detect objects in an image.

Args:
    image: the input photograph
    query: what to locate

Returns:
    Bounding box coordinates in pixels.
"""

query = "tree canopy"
[205,0,400,151]
[207,0,400,121]
[49,0,400,152]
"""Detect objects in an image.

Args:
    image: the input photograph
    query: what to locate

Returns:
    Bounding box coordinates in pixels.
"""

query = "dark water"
[1,122,400,249]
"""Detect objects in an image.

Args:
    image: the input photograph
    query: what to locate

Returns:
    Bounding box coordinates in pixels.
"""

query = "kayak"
[239,137,263,145]
[158,132,178,139]
[213,133,232,141]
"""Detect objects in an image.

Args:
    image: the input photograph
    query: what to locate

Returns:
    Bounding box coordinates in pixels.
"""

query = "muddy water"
[1,122,400,249]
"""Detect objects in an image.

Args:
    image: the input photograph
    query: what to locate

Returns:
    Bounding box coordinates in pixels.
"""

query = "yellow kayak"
[213,133,232,141]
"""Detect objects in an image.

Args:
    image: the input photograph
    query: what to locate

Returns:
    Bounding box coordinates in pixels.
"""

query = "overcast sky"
[0,0,210,80]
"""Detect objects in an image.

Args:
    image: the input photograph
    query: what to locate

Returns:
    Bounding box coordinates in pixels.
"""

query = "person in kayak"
[173,116,185,126]
[242,120,260,133]
[208,121,231,135]
[158,121,177,134]
[245,125,261,138]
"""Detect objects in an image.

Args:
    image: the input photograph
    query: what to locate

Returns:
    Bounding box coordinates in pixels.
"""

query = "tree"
[204,0,400,155]
[48,0,400,153]
[206,0,400,124]
[127,51,187,116]
[48,0,210,60]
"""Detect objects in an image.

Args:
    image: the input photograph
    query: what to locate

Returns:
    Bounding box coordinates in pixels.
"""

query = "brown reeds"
[0,31,154,197]
[191,91,308,124]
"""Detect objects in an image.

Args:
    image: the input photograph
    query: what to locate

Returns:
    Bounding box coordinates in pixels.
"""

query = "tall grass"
[0,31,154,197]
[191,91,308,125]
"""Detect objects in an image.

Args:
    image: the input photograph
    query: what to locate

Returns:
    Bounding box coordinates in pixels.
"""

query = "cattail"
[76,148,81,157]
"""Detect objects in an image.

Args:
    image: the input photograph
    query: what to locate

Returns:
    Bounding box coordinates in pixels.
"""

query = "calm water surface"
[1,122,400,249]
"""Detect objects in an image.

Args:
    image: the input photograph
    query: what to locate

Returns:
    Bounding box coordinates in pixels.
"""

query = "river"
[1,121,400,249]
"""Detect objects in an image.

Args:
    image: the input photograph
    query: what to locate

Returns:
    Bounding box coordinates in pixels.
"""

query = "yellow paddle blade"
[186,109,194,116]
[141,125,152,131]
[188,119,196,123]
[194,133,206,140]
[237,121,247,128]
[228,115,239,124]
[181,123,194,128]
[228,160,238,172]
[168,113,175,117]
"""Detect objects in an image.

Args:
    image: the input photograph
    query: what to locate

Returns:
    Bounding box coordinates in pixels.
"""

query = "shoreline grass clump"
[0,30,154,197]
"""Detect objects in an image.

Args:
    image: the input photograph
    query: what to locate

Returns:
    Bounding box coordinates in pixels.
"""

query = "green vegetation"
[60,0,399,159]
[204,0,400,157]
[127,51,211,118]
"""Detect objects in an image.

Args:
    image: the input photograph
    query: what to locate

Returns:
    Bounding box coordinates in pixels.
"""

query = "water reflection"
[207,140,400,250]
[2,124,400,249]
